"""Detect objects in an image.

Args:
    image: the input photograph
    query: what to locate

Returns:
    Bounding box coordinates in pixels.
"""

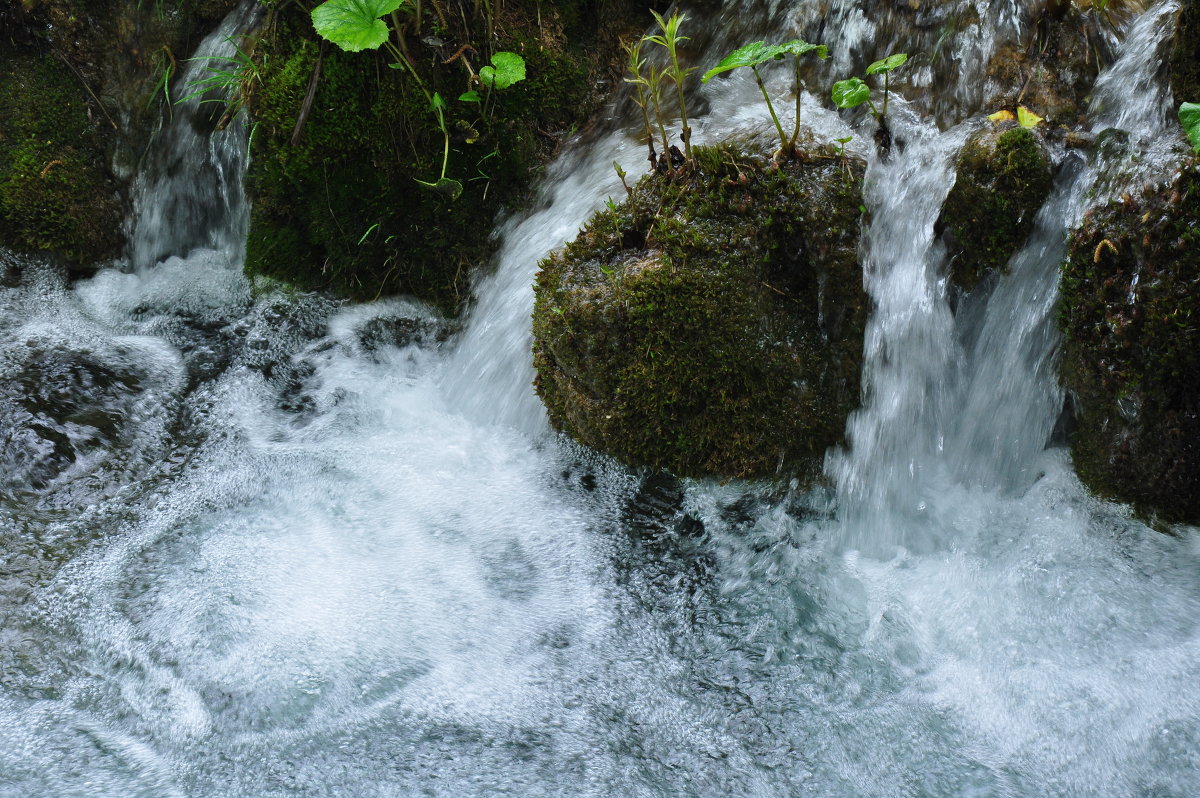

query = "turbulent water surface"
[1,1,1198,796]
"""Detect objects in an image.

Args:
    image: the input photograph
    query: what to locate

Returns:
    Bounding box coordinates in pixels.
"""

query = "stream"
[1,1,1198,795]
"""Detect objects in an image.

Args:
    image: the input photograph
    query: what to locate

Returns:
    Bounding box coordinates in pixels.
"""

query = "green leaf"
[775,39,828,60]
[418,176,463,199]
[702,41,776,82]
[459,89,481,103]
[1017,105,1043,129]
[1180,102,1200,153]
[311,0,403,52]
[430,91,446,113]
[866,53,908,75]
[479,51,526,90]
[832,77,871,109]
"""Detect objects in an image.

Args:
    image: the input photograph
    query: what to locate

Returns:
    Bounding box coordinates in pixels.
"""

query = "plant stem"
[752,65,787,151]
[882,71,889,118]
[788,55,801,151]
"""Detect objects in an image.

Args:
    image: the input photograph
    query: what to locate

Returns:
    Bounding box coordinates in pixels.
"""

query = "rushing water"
[1,1,1198,796]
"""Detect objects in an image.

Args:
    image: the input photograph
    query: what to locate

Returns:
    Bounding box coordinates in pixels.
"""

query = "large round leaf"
[832,77,870,109]
[1180,102,1200,154]
[479,52,526,90]
[311,0,403,53]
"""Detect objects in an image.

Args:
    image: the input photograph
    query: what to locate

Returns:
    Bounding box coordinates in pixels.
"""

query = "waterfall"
[127,2,261,272]
[1,1,1198,796]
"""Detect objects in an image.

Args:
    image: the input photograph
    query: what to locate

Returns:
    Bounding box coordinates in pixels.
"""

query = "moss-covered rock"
[0,49,122,266]
[244,0,650,310]
[1059,162,1200,525]
[532,137,867,481]
[939,125,1054,291]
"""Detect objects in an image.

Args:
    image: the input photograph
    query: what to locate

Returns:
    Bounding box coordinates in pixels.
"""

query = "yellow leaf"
[988,109,1015,123]
[1017,106,1044,128]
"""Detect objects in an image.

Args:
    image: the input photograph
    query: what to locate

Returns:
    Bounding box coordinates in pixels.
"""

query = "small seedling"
[624,39,660,170]
[834,135,852,158]
[832,52,907,119]
[414,92,463,199]
[1179,102,1200,153]
[646,10,697,163]
[613,161,632,195]
[703,39,828,155]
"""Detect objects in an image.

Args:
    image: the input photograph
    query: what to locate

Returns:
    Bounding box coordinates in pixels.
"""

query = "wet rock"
[939,124,1054,291]
[981,0,1118,129]
[1059,161,1200,525]
[533,136,867,481]
[0,342,149,495]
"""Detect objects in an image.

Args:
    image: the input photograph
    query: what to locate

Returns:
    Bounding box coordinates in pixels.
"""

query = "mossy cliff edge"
[0,0,239,268]
[244,0,649,310]
[1059,162,1200,525]
[533,138,867,480]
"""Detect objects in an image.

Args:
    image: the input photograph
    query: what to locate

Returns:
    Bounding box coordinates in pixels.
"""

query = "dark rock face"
[533,137,867,481]
[940,125,1054,291]
[1059,162,1200,525]
[1172,0,1200,104]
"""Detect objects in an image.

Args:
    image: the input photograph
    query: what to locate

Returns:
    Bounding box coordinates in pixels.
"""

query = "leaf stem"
[752,65,787,151]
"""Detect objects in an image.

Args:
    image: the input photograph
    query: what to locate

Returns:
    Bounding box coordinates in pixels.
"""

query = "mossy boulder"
[532,138,867,481]
[1059,162,1200,525]
[939,125,1054,291]
[244,0,650,310]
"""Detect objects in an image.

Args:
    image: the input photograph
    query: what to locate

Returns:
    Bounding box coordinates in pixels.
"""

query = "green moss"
[0,51,122,264]
[940,125,1053,291]
[533,137,867,480]
[1059,162,1200,525]
[243,0,627,311]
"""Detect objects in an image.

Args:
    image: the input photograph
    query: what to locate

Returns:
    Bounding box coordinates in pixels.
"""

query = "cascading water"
[1,1,1198,796]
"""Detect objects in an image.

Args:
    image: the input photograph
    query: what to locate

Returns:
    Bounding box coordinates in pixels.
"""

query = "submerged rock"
[1059,162,1200,525]
[533,137,867,481]
[939,125,1054,291]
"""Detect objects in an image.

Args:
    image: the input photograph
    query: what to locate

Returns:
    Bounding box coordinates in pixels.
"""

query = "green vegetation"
[532,136,867,480]
[244,0,626,308]
[832,53,907,119]
[645,10,696,163]
[1179,102,1200,153]
[702,39,828,156]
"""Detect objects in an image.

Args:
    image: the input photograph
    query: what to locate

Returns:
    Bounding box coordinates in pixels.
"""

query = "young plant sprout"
[414,92,463,199]
[702,39,828,156]
[646,10,697,163]
[831,52,908,119]
[624,40,672,168]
